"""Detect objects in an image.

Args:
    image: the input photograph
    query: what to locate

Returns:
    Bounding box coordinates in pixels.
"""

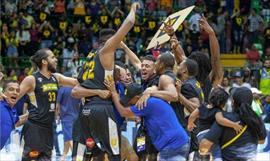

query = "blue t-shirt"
[57,87,80,122]
[113,82,125,126]
[130,97,189,151]
[0,100,19,149]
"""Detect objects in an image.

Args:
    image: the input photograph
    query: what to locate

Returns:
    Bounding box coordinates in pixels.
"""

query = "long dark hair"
[188,51,212,85]
[233,87,265,140]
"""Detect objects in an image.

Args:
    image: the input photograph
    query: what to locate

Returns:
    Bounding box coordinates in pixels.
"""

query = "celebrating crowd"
[1,0,270,161]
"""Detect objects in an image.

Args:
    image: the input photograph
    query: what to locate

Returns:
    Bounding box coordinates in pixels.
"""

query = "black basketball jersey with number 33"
[27,72,58,127]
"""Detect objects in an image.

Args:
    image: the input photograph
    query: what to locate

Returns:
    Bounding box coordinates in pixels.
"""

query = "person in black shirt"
[188,87,243,160]
[200,87,267,161]
[168,16,223,102]
[71,3,140,160]
[9,48,78,161]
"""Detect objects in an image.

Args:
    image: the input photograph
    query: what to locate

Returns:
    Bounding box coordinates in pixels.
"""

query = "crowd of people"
[0,0,270,161]
[1,0,270,70]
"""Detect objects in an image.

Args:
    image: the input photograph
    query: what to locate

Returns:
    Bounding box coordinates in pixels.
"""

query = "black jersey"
[78,50,112,101]
[27,72,58,127]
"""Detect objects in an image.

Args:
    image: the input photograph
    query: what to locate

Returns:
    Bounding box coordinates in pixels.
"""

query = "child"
[188,87,243,160]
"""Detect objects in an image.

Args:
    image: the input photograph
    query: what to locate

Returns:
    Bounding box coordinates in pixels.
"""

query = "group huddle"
[0,2,267,161]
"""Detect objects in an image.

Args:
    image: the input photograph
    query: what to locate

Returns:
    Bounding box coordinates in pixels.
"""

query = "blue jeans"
[197,130,222,161]
[159,142,190,161]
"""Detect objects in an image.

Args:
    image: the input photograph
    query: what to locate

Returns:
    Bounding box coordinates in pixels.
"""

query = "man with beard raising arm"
[71,2,140,160]
[15,48,78,161]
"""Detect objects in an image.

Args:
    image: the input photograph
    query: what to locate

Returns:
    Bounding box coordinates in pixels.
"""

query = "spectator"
[87,0,100,17]
[188,8,201,33]
[4,0,17,15]
[62,37,77,68]
[221,76,231,93]
[73,0,86,23]
[232,70,252,88]
[262,94,270,152]
[18,67,30,83]
[56,86,80,161]
[29,23,40,54]
[4,31,19,68]
[66,52,83,78]
[250,87,263,116]
[22,11,35,29]
[262,47,270,61]
[259,58,270,95]
[248,8,263,44]
[39,20,55,48]
[217,9,227,53]
[264,22,270,49]
[6,69,18,81]
[231,10,244,53]
[54,0,65,17]
[246,44,260,67]
[16,26,31,56]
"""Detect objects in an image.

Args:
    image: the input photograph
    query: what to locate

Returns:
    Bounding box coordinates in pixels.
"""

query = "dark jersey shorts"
[21,121,53,159]
[80,100,121,158]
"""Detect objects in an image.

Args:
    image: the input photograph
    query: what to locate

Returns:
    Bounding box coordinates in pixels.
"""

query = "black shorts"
[21,121,53,159]
[80,102,121,159]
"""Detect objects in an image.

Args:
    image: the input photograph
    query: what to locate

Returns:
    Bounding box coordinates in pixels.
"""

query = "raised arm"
[161,21,186,64]
[170,35,186,64]
[120,41,141,70]
[199,16,223,87]
[99,2,140,70]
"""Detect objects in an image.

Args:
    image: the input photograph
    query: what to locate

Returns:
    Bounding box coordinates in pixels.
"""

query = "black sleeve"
[181,84,198,99]
[204,121,223,144]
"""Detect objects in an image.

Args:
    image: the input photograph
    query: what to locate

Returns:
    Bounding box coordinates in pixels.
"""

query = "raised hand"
[131,2,141,11]
[170,37,179,50]
[160,18,175,37]
[199,15,214,34]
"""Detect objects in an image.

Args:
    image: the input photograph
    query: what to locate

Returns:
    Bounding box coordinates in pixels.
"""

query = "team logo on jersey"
[49,103,55,112]
[38,77,43,82]
[42,83,58,92]
[82,107,91,116]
